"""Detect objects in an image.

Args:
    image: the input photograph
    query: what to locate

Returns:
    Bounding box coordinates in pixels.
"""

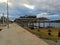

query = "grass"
[23,26,60,41]
[17,23,60,41]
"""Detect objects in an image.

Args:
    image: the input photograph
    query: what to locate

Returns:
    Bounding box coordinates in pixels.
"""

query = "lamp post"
[7,0,9,28]
[2,13,4,25]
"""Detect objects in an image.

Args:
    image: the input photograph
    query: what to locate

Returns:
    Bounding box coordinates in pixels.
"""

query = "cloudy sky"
[0,0,60,20]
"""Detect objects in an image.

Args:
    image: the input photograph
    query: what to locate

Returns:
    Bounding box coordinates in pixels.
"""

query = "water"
[34,23,60,28]
[49,23,60,28]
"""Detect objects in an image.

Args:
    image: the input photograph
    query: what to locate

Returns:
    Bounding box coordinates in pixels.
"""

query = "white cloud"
[8,2,12,6]
[0,0,7,3]
[37,12,60,18]
[0,0,13,7]
[23,4,35,9]
[37,12,48,18]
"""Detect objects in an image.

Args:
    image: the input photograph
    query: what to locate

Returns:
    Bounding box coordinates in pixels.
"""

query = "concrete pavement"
[0,23,49,45]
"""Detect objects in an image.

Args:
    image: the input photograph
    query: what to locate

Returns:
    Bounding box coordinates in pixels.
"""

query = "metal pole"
[3,13,4,25]
[7,0,9,28]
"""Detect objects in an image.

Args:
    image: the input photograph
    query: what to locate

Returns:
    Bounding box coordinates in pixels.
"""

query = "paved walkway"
[0,23,49,45]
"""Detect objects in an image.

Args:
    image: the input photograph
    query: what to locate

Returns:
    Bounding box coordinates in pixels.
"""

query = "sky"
[0,0,60,20]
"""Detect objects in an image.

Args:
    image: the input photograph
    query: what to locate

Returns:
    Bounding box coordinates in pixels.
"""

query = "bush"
[29,26,34,29]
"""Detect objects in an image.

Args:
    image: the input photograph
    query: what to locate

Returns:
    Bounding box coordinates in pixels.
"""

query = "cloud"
[0,0,60,20]
[0,0,7,3]
[37,12,60,20]
[23,4,35,9]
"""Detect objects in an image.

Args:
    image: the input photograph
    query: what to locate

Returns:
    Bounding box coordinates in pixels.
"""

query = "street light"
[2,13,4,25]
[7,0,9,28]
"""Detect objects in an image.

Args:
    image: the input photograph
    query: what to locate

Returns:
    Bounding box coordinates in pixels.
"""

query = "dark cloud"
[0,0,60,20]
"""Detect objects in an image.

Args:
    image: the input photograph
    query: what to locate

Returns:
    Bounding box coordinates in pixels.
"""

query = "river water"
[34,23,60,28]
